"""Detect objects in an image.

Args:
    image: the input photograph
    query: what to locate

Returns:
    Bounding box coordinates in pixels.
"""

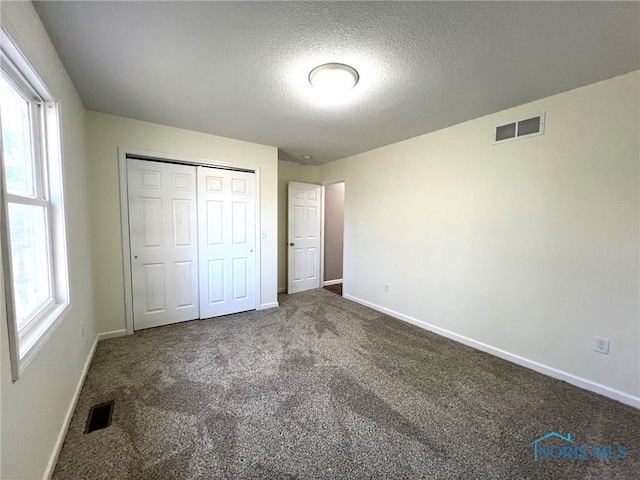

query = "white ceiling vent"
[493,112,545,144]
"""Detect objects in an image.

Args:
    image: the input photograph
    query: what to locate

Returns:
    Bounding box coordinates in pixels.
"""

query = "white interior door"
[198,166,256,318]
[288,181,321,294]
[127,159,199,329]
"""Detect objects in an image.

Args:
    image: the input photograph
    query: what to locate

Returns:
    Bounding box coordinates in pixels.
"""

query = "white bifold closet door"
[197,166,256,318]
[127,159,255,330]
[127,159,199,329]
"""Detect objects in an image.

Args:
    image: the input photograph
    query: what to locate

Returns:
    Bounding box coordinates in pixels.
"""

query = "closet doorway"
[122,153,258,331]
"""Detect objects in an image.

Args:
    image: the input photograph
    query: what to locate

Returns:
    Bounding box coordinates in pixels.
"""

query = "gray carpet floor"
[53,289,640,479]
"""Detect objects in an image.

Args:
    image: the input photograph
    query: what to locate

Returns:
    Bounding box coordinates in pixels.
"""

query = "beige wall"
[1,2,97,478]
[319,71,640,401]
[85,112,279,333]
[277,161,320,291]
[324,182,345,282]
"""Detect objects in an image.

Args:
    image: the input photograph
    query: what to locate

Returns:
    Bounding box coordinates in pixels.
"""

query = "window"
[1,30,69,379]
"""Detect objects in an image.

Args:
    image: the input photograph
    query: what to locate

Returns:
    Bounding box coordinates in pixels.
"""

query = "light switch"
[261,229,267,238]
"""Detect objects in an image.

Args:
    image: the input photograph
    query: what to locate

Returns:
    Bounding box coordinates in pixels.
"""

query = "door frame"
[118,147,262,335]
[319,178,346,294]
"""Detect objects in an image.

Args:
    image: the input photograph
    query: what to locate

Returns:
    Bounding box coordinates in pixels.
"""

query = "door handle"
[289,242,295,246]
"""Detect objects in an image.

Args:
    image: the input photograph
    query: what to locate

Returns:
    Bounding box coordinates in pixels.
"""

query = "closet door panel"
[127,160,199,329]
[198,167,256,318]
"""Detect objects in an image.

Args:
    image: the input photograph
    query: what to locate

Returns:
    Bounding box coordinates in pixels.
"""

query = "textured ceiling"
[33,1,640,165]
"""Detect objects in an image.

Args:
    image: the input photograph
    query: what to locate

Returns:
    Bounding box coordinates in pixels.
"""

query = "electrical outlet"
[594,336,610,355]
[384,283,389,293]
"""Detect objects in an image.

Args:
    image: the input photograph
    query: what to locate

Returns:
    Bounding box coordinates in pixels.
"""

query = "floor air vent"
[85,401,114,433]
[494,112,545,144]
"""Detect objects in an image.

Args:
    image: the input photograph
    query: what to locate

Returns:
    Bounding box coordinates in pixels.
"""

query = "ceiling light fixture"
[301,155,313,161]
[309,63,359,93]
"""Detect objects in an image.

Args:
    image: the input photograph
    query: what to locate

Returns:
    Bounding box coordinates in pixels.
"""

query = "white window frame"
[1,29,69,380]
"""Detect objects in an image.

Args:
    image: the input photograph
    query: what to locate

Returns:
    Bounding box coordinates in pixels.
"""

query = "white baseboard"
[344,294,640,409]
[97,329,127,341]
[277,287,286,293]
[43,336,99,480]
[258,302,279,310]
[323,279,343,287]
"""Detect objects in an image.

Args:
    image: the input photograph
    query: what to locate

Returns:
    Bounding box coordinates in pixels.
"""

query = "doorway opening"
[286,180,346,297]
[322,181,345,296]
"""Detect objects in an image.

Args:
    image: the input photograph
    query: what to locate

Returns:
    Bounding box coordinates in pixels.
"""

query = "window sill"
[16,302,71,379]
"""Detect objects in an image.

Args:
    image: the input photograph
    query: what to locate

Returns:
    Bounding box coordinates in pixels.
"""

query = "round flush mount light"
[309,63,359,93]
[301,155,313,161]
